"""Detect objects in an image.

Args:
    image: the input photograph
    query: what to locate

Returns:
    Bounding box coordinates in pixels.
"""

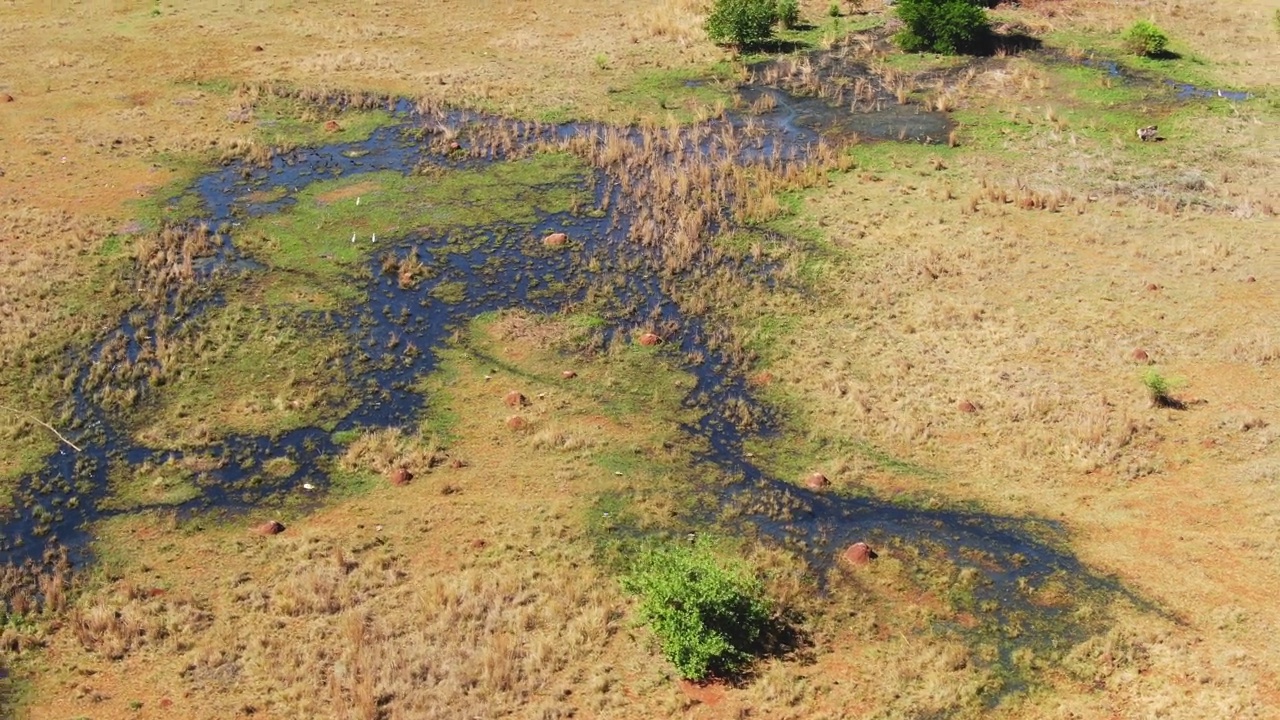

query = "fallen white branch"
[0,404,83,453]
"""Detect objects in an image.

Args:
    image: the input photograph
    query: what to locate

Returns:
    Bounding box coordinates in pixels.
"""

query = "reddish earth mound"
[806,472,830,490]
[561,370,577,379]
[678,680,726,706]
[0,93,13,103]
[542,232,568,248]
[323,120,341,133]
[1131,348,1151,363]
[638,332,662,347]
[1145,282,1162,291]
[506,415,528,431]
[957,400,977,413]
[842,542,877,567]
[748,371,774,387]
[504,390,528,408]
[389,467,413,486]
[255,520,286,536]
[449,458,467,469]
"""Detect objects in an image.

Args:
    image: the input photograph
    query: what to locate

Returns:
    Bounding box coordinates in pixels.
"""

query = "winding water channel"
[3,61,1156,677]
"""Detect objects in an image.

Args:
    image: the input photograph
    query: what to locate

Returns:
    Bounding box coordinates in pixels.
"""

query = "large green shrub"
[622,542,772,680]
[1122,20,1169,58]
[894,0,991,55]
[705,0,779,48]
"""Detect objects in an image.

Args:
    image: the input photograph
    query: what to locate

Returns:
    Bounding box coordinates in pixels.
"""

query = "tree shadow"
[1146,49,1183,61]
[748,37,815,54]
[713,608,815,687]
[978,28,1043,56]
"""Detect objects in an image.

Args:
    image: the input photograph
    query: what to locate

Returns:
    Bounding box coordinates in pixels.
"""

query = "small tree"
[705,0,779,49]
[1122,20,1169,58]
[622,542,772,680]
[894,0,991,55]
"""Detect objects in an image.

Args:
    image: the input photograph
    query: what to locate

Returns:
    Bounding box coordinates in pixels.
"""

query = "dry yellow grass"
[4,0,1280,717]
[747,122,1280,719]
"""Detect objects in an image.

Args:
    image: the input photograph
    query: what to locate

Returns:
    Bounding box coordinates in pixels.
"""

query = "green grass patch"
[845,139,961,173]
[325,466,380,498]
[253,100,398,148]
[592,346,700,426]
[756,15,884,64]
[330,428,361,445]
[127,156,212,230]
[878,47,970,73]
[1044,29,1233,90]
[235,152,587,309]
[414,365,462,443]
[605,66,737,123]
[131,300,354,449]
[428,280,467,304]
[96,234,127,258]
[100,458,202,511]
[743,313,796,366]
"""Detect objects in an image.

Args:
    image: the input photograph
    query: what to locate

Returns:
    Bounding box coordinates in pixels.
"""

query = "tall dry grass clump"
[633,0,710,46]
[67,579,212,660]
[339,427,448,477]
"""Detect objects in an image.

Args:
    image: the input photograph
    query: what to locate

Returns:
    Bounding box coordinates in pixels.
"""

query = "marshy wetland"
[2,1,1280,718]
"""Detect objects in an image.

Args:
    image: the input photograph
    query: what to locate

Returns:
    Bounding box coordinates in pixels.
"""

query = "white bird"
[356,196,361,206]
[371,233,377,243]
[350,232,356,243]
[302,482,316,491]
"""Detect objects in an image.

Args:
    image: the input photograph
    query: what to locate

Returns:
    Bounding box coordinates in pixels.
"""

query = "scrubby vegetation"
[1123,20,1170,58]
[894,0,991,55]
[623,541,773,680]
[705,0,779,48]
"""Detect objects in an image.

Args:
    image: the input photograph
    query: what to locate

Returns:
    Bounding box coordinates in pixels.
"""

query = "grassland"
[2,0,1280,718]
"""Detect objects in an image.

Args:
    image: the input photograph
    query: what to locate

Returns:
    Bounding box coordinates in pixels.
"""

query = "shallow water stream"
[2,61,1139,685]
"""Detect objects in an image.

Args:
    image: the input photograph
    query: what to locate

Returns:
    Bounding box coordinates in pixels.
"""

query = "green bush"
[622,542,772,680]
[1123,20,1169,57]
[776,0,800,29]
[1142,368,1177,406]
[894,0,991,55]
[705,0,779,48]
